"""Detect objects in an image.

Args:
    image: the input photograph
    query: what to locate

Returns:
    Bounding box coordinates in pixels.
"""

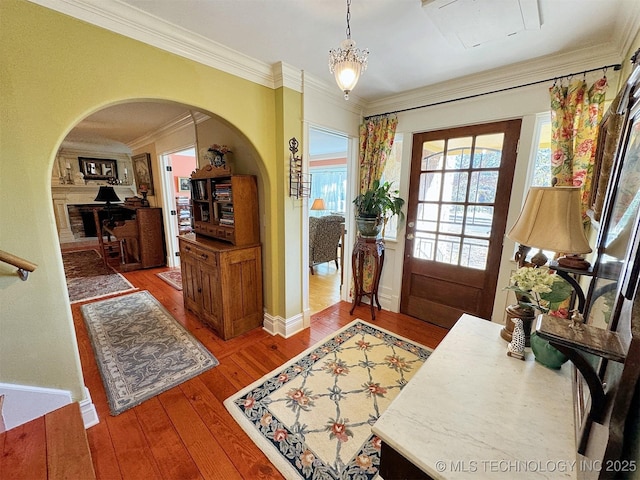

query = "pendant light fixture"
[328,0,369,100]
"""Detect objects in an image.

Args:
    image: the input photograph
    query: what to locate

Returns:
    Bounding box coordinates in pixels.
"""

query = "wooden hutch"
[178,163,262,340]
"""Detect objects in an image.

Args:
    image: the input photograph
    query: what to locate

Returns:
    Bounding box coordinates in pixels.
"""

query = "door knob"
[408,222,415,228]
[407,233,414,240]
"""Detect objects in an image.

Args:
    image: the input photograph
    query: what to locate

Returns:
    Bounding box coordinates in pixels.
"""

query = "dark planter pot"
[356,216,381,238]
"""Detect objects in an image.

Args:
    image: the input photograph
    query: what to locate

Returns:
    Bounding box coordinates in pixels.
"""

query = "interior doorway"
[308,127,349,315]
[161,147,197,267]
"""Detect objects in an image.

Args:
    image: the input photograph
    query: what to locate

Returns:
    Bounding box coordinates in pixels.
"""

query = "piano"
[103,206,165,271]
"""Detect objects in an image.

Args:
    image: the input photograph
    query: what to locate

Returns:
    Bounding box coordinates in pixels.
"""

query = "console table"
[350,237,384,319]
[372,314,576,479]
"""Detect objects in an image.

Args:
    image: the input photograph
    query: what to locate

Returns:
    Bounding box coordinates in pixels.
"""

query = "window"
[379,133,404,239]
[530,114,552,187]
[309,167,347,216]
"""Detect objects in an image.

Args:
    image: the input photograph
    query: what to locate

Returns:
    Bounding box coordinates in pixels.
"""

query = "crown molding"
[27,0,275,89]
[614,1,640,60]
[365,45,623,117]
[272,62,304,93]
[127,111,196,151]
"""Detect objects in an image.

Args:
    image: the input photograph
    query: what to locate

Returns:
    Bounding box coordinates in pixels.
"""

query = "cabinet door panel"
[200,262,223,334]
[221,247,263,336]
[180,253,200,314]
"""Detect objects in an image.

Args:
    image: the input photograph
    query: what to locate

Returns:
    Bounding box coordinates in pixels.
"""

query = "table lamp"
[310,198,326,215]
[507,186,592,269]
[95,185,121,227]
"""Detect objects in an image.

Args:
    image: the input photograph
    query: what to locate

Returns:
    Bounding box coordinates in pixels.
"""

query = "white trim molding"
[80,387,99,429]
[263,312,305,338]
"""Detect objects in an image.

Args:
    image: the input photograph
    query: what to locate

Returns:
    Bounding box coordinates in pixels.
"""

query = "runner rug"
[62,249,136,303]
[81,290,219,416]
[156,268,183,290]
[224,319,432,479]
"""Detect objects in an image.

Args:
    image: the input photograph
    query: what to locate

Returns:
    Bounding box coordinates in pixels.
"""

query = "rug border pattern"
[223,319,432,479]
[81,290,219,416]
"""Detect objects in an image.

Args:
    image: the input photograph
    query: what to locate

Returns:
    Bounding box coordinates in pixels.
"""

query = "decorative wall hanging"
[289,137,311,198]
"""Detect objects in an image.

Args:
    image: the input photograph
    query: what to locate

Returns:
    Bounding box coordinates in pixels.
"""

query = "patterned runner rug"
[62,249,136,303]
[81,290,219,415]
[156,268,183,290]
[224,319,432,479]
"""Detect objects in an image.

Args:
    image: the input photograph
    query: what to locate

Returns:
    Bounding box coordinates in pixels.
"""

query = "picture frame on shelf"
[132,152,154,195]
[178,177,191,192]
[79,157,118,181]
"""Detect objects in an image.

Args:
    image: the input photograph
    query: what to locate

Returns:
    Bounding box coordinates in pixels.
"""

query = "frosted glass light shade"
[329,39,368,100]
[507,187,592,254]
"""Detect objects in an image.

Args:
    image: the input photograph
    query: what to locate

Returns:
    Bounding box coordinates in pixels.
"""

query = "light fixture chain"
[346,0,351,39]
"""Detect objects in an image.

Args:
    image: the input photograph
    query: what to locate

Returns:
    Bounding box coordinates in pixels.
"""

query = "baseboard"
[0,383,72,430]
[263,312,305,338]
[80,387,99,429]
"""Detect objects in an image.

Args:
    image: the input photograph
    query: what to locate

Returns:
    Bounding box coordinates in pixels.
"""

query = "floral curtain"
[356,114,398,294]
[549,76,609,222]
[358,114,398,193]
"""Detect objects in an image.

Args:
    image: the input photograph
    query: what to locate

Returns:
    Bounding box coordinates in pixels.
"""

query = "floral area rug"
[62,249,136,303]
[224,319,432,479]
[81,290,219,415]
[156,268,183,290]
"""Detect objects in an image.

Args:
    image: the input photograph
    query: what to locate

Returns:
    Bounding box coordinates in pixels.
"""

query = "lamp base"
[531,249,548,267]
[557,254,590,270]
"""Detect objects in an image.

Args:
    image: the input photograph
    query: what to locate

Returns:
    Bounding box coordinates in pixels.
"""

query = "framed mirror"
[79,157,118,181]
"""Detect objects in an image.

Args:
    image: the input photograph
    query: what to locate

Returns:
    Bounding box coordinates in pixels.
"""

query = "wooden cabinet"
[190,166,259,246]
[104,206,165,271]
[179,234,262,340]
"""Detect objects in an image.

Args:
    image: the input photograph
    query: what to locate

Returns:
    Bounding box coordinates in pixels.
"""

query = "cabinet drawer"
[192,246,218,267]
[179,242,197,258]
[180,242,217,267]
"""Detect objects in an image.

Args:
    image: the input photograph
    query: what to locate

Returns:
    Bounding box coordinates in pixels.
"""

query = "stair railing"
[0,249,37,281]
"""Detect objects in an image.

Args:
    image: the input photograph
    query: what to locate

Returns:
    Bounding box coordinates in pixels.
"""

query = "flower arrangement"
[208,144,232,156]
[505,266,573,314]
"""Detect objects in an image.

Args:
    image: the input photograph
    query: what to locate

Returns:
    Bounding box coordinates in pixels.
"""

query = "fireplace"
[66,205,136,238]
[52,185,137,243]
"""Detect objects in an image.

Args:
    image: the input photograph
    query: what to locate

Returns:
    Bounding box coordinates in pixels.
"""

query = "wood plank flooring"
[309,261,342,315]
[71,262,448,479]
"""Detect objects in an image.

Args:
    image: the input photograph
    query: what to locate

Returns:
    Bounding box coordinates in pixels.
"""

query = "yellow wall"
[0,0,301,398]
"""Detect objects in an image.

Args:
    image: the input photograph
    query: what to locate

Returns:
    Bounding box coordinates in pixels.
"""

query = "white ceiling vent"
[422,0,541,49]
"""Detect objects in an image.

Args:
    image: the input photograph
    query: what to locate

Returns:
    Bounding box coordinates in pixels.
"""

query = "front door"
[400,120,521,328]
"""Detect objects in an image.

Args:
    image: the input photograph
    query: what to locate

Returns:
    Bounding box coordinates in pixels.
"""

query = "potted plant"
[353,179,405,237]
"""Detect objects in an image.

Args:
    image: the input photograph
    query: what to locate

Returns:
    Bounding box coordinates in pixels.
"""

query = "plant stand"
[350,237,385,320]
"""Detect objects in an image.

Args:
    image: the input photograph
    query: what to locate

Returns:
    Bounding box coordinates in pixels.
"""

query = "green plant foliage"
[353,179,405,221]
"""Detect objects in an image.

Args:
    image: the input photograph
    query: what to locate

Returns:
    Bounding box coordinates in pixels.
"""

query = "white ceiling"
[49,0,640,148]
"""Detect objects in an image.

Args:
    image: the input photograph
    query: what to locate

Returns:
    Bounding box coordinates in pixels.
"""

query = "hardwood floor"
[71,262,448,479]
[309,261,342,315]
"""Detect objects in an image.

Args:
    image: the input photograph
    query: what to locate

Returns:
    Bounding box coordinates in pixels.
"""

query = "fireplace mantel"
[52,185,137,242]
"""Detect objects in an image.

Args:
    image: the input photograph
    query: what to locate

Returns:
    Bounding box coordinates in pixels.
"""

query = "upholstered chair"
[309,215,344,274]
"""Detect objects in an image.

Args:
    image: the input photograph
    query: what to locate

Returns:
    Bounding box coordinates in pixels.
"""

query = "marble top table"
[372,314,576,479]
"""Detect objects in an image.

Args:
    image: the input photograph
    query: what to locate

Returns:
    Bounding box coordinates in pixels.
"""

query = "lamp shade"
[310,198,327,211]
[94,186,121,204]
[507,187,592,254]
